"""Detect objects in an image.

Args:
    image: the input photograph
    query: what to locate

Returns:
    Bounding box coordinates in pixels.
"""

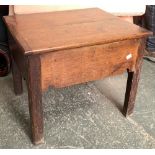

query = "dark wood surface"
[12,58,23,95]
[27,55,44,144]
[3,8,152,144]
[8,33,26,77]
[123,39,146,116]
[4,8,152,55]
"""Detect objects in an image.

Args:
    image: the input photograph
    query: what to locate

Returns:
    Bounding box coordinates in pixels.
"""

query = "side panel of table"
[40,39,140,91]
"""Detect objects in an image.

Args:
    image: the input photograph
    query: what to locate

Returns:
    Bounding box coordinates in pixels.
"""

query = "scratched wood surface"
[3,8,152,144]
[41,39,140,90]
[3,8,151,55]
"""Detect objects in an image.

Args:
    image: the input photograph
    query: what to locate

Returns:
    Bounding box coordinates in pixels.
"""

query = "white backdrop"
[11,0,146,16]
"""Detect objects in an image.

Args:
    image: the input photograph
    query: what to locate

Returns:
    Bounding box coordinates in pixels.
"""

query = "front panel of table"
[40,39,140,91]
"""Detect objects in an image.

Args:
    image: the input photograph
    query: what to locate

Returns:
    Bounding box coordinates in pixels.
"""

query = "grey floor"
[0,60,155,149]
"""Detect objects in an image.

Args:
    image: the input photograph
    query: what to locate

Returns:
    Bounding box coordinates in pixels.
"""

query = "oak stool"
[3,8,151,144]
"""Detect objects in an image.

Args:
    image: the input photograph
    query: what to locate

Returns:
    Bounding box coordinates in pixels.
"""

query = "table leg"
[27,56,44,145]
[123,40,144,117]
[123,70,140,116]
[12,58,23,95]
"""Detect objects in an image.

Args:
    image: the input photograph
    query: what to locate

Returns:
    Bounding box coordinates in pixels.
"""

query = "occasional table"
[3,8,151,144]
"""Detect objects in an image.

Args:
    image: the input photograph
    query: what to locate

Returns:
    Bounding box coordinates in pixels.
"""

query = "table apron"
[40,39,140,91]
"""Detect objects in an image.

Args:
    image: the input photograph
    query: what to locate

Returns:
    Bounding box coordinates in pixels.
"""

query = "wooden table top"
[4,8,151,55]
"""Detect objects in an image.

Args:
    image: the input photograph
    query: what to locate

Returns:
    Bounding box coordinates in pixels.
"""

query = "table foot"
[33,138,44,145]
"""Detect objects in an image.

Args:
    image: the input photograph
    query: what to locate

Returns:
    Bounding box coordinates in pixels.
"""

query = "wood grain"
[3,8,152,55]
[123,39,145,116]
[8,32,27,78]
[41,39,140,91]
[12,57,23,95]
[4,8,152,144]
[27,55,44,145]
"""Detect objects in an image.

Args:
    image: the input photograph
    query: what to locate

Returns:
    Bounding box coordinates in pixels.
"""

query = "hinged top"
[4,8,152,55]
